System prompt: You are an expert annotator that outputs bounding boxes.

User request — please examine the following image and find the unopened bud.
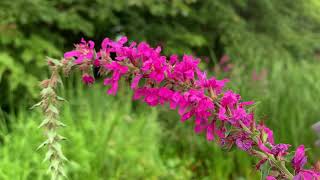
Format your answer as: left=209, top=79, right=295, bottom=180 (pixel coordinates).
left=40, top=79, right=50, bottom=88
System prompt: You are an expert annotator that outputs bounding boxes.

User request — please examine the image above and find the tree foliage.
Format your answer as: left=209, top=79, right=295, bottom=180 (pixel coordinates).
left=0, top=0, right=319, bottom=110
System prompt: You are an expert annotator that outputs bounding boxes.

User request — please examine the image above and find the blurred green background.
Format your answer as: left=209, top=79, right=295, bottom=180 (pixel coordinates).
left=0, top=0, right=320, bottom=179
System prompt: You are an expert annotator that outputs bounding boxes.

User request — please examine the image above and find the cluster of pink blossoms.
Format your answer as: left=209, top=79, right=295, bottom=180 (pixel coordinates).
left=63, top=36, right=319, bottom=179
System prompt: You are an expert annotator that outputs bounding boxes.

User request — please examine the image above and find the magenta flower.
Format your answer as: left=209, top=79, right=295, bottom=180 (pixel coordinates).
left=181, top=110, right=194, bottom=122
left=218, top=106, right=228, bottom=121
left=196, top=72, right=229, bottom=95
left=93, top=59, right=100, bottom=67
left=143, top=88, right=160, bottom=106
left=133, top=87, right=146, bottom=100
left=178, top=89, right=214, bottom=123
left=101, top=36, right=128, bottom=54
left=271, top=144, right=291, bottom=157
left=158, top=87, right=173, bottom=104
left=258, top=124, right=275, bottom=145
left=241, top=112, right=254, bottom=127
left=144, top=56, right=168, bottom=83
left=173, top=54, right=200, bottom=81
left=221, top=90, right=240, bottom=107
left=131, top=74, right=143, bottom=89
left=232, top=107, right=247, bottom=121
left=82, top=74, right=95, bottom=85
left=293, top=169, right=320, bottom=180
left=266, top=176, right=277, bottom=180
left=206, top=122, right=215, bottom=141
left=103, top=62, right=128, bottom=95
left=239, top=101, right=254, bottom=107
left=292, top=145, right=307, bottom=172
left=207, top=78, right=229, bottom=94
left=257, top=139, right=272, bottom=154
left=169, top=92, right=183, bottom=110
left=235, top=133, right=253, bottom=151
left=169, top=54, right=178, bottom=65
left=64, top=38, right=95, bottom=64
left=194, top=118, right=206, bottom=133
left=290, top=146, right=319, bottom=180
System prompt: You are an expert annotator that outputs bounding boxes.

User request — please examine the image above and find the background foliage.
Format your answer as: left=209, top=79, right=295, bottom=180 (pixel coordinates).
left=0, top=0, right=320, bottom=179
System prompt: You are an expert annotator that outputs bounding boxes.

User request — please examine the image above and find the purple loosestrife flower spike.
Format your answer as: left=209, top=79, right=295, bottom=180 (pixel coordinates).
left=43, top=36, right=320, bottom=179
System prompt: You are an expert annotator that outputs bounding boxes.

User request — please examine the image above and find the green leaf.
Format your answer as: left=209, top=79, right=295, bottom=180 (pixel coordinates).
left=21, top=49, right=33, bottom=63
left=48, top=104, right=59, bottom=114
left=56, top=76, right=64, bottom=88
left=57, top=135, right=67, bottom=141
left=47, top=130, right=57, bottom=143
left=41, top=87, right=54, bottom=96
left=260, top=161, right=271, bottom=180
left=38, top=118, right=51, bottom=128
left=58, top=167, right=67, bottom=178
left=56, top=96, right=67, bottom=102
left=43, top=149, right=54, bottom=163
left=37, top=140, right=49, bottom=150
left=56, top=120, right=66, bottom=127
left=284, top=151, right=295, bottom=162
left=52, top=143, right=68, bottom=161
left=30, top=101, right=42, bottom=109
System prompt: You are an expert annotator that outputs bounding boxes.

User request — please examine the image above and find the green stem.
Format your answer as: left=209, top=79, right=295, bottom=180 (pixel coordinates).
left=268, top=155, right=294, bottom=179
